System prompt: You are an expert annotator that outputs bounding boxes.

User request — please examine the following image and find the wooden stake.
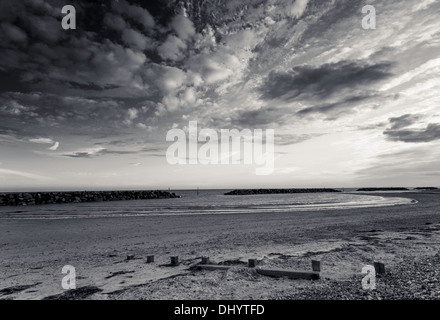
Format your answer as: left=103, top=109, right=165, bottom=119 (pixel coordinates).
left=201, top=256, right=210, bottom=264
left=311, top=260, right=321, bottom=272
left=248, top=259, right=258, bottom=268
left=171, top=256, right=179, bottom=266
left=374, top=262, right=385, bottom=274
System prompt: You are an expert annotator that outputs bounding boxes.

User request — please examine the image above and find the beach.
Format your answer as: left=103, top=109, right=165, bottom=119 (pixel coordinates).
left=1, top=191, right=439, bottom=300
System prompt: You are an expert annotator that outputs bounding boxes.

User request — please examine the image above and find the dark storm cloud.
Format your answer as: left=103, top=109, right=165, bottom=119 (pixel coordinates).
left=0, top=0, right=157, bottom=99
left=259, top=61, right=394, bottom=101
left=296, top=95, right=377, bottom=119
left=383, top=123, right=440, bottom=143
left=232, top=106, right=291, bottom=127
left=388, top=114, right=423, bottom=130
left=0, top=92, right=153, bottom=140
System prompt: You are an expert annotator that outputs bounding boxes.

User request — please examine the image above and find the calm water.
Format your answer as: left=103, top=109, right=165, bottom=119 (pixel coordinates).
left=0, top=190, right=415, bottom=220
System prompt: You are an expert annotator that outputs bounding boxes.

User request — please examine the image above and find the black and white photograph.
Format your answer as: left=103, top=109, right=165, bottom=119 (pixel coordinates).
left=1, top=0, right=440, bottom=308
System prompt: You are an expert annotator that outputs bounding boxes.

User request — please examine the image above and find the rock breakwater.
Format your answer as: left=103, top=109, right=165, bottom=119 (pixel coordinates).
left=0, top=190, right=180, bottom=206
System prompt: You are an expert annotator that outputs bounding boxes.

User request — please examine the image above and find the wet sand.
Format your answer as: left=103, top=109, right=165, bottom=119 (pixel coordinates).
left=1, top=192, right=439, bottom=300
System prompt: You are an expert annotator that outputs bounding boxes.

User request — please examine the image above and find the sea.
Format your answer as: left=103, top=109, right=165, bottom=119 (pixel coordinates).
left=0, top=189, right=415, bottom=220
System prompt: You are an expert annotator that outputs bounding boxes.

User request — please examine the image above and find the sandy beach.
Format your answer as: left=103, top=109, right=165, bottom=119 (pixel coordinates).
left=1, top=191, right=440, bottom=300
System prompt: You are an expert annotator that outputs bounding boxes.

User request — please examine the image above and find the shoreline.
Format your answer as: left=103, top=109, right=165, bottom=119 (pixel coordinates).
left=1, top=192, right=439, bottom=300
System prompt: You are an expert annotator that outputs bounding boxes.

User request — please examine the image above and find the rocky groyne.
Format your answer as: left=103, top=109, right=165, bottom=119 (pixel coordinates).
left=224, top=188, right=341, bottom=195
left=0, top=190, right=180, bottom=206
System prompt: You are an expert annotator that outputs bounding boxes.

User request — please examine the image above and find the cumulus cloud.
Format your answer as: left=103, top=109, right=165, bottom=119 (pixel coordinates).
left=121, top=28, right=151, bottom=50
left=157, top=35, right=187, bottom=61
left=156, top=67, right=187, bottom=93
left=171, top=14, right=196, bottom=41
left=104, top=13, right=127, bottom=31
left=112, top=0, right=155, bottom=31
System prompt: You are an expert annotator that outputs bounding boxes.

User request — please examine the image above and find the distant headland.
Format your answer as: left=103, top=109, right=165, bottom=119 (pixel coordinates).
left=224, top=188, right=341, bottom=195
left=0, top=190, right=180, bottom=206
left=356, top=187, right=410, bottom=192
left=356, top=187, right=439, bottom=191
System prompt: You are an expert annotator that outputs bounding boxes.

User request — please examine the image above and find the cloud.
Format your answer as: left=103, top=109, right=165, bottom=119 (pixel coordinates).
left=48, top=141, right=59, bottom=151
left=156, top=66, right=187, bottom=93
left=296, top=95, right=377, bottom=119
left=112, top=0, right=155, bottom=32
left=121, top=28, right=150, bottom=51
left=0, top=100, right=31, bottom=115
left=28, top=137, right=59, bottom=150
left=233, top=106, right=291, bottom=127
left=171, top=14, right=196, bottom=41
left=0, top=168, right=55, bottom=181
left=186, top=52, right=240, bottom=85
left=388, top=114, right=423, bottom=130
left=1, top=22, right=28, bottom=43
left=274, top=133, right=325, bottom=145
left=28, top=15, right=63, bottom=43
left=384, top=123, right=440, bottom=143
left=157, top=35, right=187, bottom=61
left=62, top=146, right=147, bottom=158
left=29, top=137, right=54, bottom=144
left=260, top=61, right=394, bottom=101
left=289, top=0, right=310, bottom=19
left=103, top=13, right=127, bottom=31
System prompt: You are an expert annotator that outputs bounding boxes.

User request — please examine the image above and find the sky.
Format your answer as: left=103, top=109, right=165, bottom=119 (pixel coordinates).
left=0, top=0, right=439, bottom=191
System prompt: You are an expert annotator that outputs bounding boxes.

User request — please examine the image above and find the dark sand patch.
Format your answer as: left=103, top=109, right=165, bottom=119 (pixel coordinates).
left=0, top=283, right=41, bottom=296
left=42, top=286, right=103, bottom=300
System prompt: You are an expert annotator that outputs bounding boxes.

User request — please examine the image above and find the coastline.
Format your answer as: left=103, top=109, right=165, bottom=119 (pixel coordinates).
left=1, top=191, right=439, bottom=300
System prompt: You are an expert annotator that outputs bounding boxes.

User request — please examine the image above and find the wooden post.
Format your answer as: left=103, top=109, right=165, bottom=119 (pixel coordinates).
left=146, top=255, right=154, bottom=263
left=171, top=256, right=179, bottom=266
left=374, top=262, right=385, bottom=274
left=201, top=256, right=210, bottom=264
left=311, top=260, right=321, bottom=272
left=126, top=254, right=135, bottom=261
left=248, top=259, right=258, bottom=268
